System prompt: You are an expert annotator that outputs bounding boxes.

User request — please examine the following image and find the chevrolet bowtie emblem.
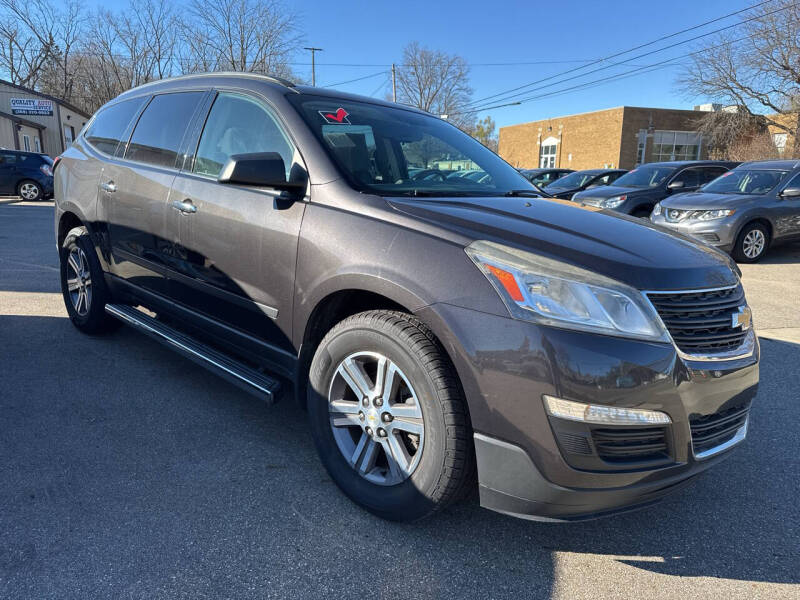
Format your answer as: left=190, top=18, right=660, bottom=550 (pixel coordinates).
left=732, top=306, right=752, bottom=330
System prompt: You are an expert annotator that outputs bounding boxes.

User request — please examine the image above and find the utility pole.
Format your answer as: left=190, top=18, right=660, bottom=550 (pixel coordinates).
left=304, top=47, right=323, bottom=86
left=391, top=63, right=397, bottom=102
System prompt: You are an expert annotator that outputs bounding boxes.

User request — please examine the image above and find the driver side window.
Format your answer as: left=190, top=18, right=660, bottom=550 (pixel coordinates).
left=193, top=92, right=294, bottom=179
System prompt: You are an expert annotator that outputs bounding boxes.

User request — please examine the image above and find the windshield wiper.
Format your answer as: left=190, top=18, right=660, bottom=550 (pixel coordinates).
left=504, top=189, right=545, bottom=198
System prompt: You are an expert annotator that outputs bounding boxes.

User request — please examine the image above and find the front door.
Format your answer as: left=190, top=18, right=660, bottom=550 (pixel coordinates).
left=167, top=91, right=306, bottom=354
left=0, top=152, right=17, bottom=194
left=103, top=91, right=207, bottom=297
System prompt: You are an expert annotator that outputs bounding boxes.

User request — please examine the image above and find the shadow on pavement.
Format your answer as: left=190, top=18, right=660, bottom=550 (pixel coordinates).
left=1, top=314, right=797, bottom=598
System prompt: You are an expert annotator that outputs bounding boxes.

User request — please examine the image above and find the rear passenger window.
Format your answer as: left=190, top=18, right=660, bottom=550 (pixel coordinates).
left=193, top=92, right=294, bottom=179
left=84, top=98, right=146, bottom=155
left=126, top=92, right=205, bottom=168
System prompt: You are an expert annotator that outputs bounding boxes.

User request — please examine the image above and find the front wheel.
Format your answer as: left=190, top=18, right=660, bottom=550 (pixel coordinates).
left=732, top=222, right=769, bottom=263
left=307, top=311, right=475, bottom=521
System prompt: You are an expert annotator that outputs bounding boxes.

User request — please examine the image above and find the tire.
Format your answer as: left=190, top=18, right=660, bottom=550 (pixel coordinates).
left=59, top=226, right=118, bottom=334
left=17, top=180, right=42, bottom=201
left=732, top=222, right=770, bottom=263
left=307, top=310, right=475, bottom=522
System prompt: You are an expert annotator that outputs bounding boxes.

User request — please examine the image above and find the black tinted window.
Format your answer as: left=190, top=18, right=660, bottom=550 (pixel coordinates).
left=127, top=92, right=204, bottom=168
left=85, top=98, right=146, bottom=155
left=675, top=169, right=701, bottom=188
left=700, top=167, right=728, bottom=184
left=194, top=92, right=294, bottom=179
left=0, top=152, right=17, bottom=165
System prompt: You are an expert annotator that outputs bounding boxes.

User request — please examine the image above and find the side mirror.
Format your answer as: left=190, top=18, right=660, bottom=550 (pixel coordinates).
left=218, top=152, right=306, bottom=193
left=667, top=180, right=685, bottom=191
left=780, top=186, right=800, bottom=198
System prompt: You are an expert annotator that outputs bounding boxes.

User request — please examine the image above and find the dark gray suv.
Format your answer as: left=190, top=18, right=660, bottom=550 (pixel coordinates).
left=54, top=73, right=759, bottom=522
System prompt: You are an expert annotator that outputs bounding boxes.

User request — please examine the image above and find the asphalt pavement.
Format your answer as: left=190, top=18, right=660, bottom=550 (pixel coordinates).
left=1, top=201, right=798, bottom=599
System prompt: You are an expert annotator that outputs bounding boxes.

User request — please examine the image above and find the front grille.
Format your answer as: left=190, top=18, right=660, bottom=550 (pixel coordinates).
left=591, top=427, right=669, bottom=463
left=647, top=285, right=748, bottom=354
left=691, top=403, right=750, bottom=455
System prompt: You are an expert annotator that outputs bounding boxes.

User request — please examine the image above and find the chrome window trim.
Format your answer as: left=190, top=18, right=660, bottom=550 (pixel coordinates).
left=692, top=417, right=748, bottom=460
left=642, top=283, right=757, bottom=363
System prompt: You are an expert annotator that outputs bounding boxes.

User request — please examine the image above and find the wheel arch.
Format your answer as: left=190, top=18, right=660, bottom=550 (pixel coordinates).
left=735, top=216, right=773, bottom=244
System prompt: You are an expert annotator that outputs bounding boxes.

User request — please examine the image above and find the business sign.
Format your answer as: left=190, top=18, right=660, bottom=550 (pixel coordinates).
left=10, top=98, right=53, bottom=116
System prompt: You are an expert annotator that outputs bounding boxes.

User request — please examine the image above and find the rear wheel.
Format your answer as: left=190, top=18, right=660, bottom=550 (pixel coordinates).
left=732, top=222, right=769, bottom=263
left=17, top=180, right=42, bottom=201
left=307, top=310, right=475, bottom=521
left=59, top=226, right=118, bottom=334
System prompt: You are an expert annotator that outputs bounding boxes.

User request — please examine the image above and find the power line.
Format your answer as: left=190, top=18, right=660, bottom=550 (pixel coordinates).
left=466, top=0, right=781, bottom=108
left=322, top=70, right=388, bottom=88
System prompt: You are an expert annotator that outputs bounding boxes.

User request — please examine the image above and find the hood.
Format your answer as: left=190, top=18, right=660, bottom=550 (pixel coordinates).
left=387, top=195, right=738, bottom=291
left=544, top=185, right=580, bottom=195
left=572, top=184, right=648, bottom=202
left=660, top=191, right=758, bottom=209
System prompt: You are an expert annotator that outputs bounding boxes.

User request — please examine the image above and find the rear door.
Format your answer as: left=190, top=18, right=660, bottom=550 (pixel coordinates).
left=0, top=152, right=18, bottom=194
left=102, top=91, right=208, bottom=297
left=774, top=171, right=800, bottom=241
left=167, top=90, right=307, bottom=356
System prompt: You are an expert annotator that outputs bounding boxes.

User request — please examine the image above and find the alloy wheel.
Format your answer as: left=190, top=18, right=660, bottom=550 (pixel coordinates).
left=66, top=246, right=92, bottom=315
left=742, top=229, right=766, bottom=259
left=328, top=352, right=425, bottom=486
left=19, top=182, right=39, bottom=200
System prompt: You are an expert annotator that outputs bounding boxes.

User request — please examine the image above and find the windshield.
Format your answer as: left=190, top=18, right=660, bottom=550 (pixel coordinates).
left=702, top=169, right=789, bottom=195
left=613, top=165, right=676, bottom=188
left=546, top=171, right=596, bottom=189
left=289, top=95, right=533, bottom=197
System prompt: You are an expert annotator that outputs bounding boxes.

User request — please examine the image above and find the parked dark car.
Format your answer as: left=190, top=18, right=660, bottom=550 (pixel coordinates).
left=0, top=149, right=53, bottom=200
left=652, top=160, right=800, bottom=262
left=519, top=167, right=573, bottom=187
left=544, top=168, right=628, bottom=200
left=54, top=73, right=758, bottom=523
left=572, top=161, right=738, bottom=217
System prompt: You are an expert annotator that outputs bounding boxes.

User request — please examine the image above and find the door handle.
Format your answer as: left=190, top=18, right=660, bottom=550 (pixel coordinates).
left=171, top=199, right=197, bottom=214
left=100, top=181, right=116, bottom=193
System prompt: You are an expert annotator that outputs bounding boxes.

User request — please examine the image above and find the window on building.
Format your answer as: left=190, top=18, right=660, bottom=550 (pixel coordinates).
left=84, top=97, right=147, bottom=155
left=64, top=124, right=75, bottom=145
left=539, top=137, right=558, bottom=168
left=193, top=93, right=294, bottom=179
left=22, top=134, right=30, bottom=152
left=773, top=133, right=788, bottom=156
left=34, top=137, right=41, bottom=153
left=652, top=131, right=703, bottom=162
left=126, top=92, right=205, bottom=168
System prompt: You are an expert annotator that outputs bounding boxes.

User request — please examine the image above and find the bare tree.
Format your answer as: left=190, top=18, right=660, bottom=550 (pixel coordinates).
left=395, top=42, right=474, bottom=130
left=682, top=0, right=800, bottom=157
left=181, top=0, right=301, bottom=77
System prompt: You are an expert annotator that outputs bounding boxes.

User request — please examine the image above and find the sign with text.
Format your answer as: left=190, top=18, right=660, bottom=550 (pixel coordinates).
left=10, top=98, right=54, bottom=116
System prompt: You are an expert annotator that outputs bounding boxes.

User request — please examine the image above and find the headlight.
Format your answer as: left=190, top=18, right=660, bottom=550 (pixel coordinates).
left=601, top=195, right=626, bottom=208
left=652, top=202, right=662, bottom=216
left=466, top=240, right=669, bottom=342
left=692, top=209, right=735, bottom=221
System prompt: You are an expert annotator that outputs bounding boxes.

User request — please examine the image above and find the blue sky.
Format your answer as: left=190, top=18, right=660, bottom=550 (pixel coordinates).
left=95, top=0, right=754, bottom=128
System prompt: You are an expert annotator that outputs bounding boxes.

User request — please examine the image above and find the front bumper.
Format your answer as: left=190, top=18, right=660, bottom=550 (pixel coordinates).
left=417, top=303, right=759, bottom=521
left=651, top=212, right=740, bottom=251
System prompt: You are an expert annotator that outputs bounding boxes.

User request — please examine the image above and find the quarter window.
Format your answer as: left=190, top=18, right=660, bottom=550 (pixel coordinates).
left=193, top=92, right=294, bottom=179
left=126, top=92, right=205, bottom=168
left=84, top=97, right=147, bottom=155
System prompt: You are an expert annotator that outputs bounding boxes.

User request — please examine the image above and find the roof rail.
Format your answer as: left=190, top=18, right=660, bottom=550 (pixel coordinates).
left=124, top=71, right=296, bottom=94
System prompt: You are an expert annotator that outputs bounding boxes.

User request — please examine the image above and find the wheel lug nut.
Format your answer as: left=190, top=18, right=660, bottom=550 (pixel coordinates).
left=362, top=397, right=369, bottom=407
left=358, top=411, right=365, bottom=421
left=365, top=426, right=373, bottom=436
left=377, top=428, right=387, bottom=437
left=382, top=412, right=393, bottom=423
left=374, top=397, right=383, bottom=407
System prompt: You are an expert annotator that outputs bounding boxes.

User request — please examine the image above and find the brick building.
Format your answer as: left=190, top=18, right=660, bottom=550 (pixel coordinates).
left=498, top=106, right=714, bottom=171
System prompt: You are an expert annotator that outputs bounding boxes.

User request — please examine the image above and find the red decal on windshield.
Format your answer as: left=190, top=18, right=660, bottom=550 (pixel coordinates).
left=320, top=107, right=350, bottom=124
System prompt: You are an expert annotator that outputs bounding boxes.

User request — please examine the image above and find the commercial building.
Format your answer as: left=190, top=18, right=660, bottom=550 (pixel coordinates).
left=0, top=80, right=90, bottom=157
left=498, top=106, right=716, bottom=171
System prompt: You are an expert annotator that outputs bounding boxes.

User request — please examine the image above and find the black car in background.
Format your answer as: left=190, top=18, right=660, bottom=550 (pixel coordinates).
left=0, top=150, right=54, bottom=201
left=572, top=161, right=738, bottom=217
left=519, top=167, right=573, bottom=187
left=544, top=168, right=628, bottom=200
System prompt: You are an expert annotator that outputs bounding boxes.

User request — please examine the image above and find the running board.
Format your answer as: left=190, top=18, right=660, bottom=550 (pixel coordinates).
left=105, top=303, right=281, bottom=404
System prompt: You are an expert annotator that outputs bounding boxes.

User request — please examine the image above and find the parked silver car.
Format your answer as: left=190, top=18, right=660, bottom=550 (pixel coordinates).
left=651, top=160, right=800, bottom=262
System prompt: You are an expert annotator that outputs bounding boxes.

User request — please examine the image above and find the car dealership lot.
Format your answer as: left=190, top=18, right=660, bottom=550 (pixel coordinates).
left=1, top=201, right=798, bottom=599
